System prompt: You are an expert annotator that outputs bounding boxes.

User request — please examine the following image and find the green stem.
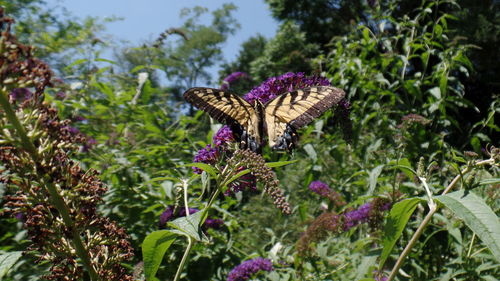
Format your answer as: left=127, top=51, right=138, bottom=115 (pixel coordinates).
left=387, top=158, right=494, bottom=281
left=0, top=90, right=101, bottom=281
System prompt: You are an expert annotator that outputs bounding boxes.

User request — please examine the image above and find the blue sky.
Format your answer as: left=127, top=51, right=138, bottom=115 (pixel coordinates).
left=45, top=0, right=279, bottom=83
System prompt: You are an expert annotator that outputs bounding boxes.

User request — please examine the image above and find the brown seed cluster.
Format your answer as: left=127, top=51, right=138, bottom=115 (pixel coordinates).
left=0, top=9, right=133, bottom=280
left=153, top=27, right=188, bottom=48
left=229, top=149, right=292, bottom=215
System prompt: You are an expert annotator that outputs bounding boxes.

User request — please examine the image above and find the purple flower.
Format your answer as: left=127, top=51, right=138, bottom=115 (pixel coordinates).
left=73, top=115, right=86, bottom=122
left=159, top=206, right=223, bottom=230
left=227, top=257, right=273, bottom=281
left=159, top=206, right=175, bottom=227
left=221, top=72, right=250, bottom=90
left=9, top=88, right=32, bottom=102
left=193, top=145, right=218, bottom=174
left=225, top=172, right=257, bottom=196
left=344, top=202, right=372, bottom=230
left=213, top=125, right=235, bottom=147
left=204, top=218, right=224, bottom=229
left=81, top=138, right=97, bottom=153
left=373, top=270, right=388, bottom=281
left=308, top=180, right=331, bottom=197
left=343, top=200, right=392, bottom=231
left=55, top=91, right=66, bottom=99
left=243, top=72, right=331, bottom=105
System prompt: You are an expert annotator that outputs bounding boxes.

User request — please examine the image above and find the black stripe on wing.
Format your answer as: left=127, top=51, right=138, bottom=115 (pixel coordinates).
left=183, top=87, right=253, bottom=127
left=269, top=86, right=345, bottom=130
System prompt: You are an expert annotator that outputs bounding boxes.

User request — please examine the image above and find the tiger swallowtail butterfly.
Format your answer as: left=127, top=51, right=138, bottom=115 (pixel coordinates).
left=183, top=86, right=345, bottom=152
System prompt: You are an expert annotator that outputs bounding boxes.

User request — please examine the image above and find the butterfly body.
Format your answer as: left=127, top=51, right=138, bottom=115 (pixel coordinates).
left=184, top=86, right=345, bottom=152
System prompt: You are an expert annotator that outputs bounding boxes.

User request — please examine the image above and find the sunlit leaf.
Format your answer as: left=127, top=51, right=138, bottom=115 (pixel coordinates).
left=436, top=190, right=500, bottom=263
left=142, top=231, right=177, bottom=281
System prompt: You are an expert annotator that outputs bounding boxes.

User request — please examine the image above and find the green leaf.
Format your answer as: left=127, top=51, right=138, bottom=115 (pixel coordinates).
left=95, top=58, right=117, bottom=64
left=435, top=190, right=500, bottom=263
left=429, top=87, right=441, bottom=99
left=168, top=211, right=208, bottom=242
left=67, top=58, right=88, bottom=67
left=367, top=165, right=384, bottom=195
left=179, top=163, right=217, bottom=177
left=479, top=178, right=500, bottom=185
left=266, top=159, right=298, bottom=168
left=142, top=231, right=176, bottom=281
left=0, top=251, right=22, bottom=279
left=392, top=158, right=416, bottom=178
left=379, top=198, right=424, bottom=269
left=224, top=169, right=251, bottom=188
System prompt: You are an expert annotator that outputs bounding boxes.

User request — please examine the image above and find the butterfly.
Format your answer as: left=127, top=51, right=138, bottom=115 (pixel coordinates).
left=183, top=86, right=345, bottom=152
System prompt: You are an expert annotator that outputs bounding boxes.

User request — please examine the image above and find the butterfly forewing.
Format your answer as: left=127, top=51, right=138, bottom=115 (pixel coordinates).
left=264, top=86, right=345, bottom=149
left=183, top=87, right=261, bottom=150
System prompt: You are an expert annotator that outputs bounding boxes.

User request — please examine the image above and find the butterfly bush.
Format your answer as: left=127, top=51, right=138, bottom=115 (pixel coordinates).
left=221, top=71, right=250, bottom=90
left=296, top=197, right=392, bottom=255
left=308, top=180, right=345, bottom=207
left=227, top=257, right=273, bottom=281
left=159, top=206, right=223, bottom=230
left=308, top=180, right=332, bottom=197
left=243, top=72, right=331, bottom=104
left=0, top=10, right=133, bottom=279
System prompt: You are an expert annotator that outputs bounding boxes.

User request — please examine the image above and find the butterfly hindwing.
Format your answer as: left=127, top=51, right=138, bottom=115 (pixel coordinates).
left=183, top=87, right=262, bottom=150
left=264, top=86, right=345, bottom=149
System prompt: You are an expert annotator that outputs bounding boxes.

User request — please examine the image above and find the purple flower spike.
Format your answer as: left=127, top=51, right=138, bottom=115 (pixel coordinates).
left=221, top=72, right=250, bottom=90
left=213, top=125, right=235, bottom=147
left=193, top=144, right=218, bottom=174
left=343, top=202, right=373, bottom=230
left=308, top=180, right=332, bottom=197
left=227, top=257, right=273, bottom=281
left=243, top=72, right=331, bottom=105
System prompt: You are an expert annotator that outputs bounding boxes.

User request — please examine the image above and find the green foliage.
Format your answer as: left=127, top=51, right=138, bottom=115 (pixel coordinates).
left=250, top=21, right=319, bottom=82
left=0, top=0, right=499, bottom=280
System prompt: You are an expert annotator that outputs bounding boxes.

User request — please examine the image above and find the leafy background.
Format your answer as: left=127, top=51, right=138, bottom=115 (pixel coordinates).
left=0, top=0, right=498, bottom=280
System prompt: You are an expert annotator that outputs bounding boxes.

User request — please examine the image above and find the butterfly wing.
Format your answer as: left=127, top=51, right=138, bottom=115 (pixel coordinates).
left=183, top=87, right=262, bottom=151
left=264, top=86, right=345, bottom=150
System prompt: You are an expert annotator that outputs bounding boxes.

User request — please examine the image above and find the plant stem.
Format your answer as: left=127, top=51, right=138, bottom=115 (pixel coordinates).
left=0, top=90, right=101, bottom=281
left=387, top=158, right=495, bottom=281
left=173, top=177, right=222, bottom=281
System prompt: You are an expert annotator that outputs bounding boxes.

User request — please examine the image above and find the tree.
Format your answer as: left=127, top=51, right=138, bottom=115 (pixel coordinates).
left=250, top=21, right=319, bottom=82
left=155, top=4, right=240, bottom=91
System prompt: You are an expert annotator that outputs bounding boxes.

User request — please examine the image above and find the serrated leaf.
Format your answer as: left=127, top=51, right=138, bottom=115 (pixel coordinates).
left=435, top=190, right=500, bottom=263
left=167, top=211, right=208, bottom=242
left=379, top=198, right=424, bottom=269
left=142, top=231, right=177, bottom=281
left=0, top=251, right=22, bottom=278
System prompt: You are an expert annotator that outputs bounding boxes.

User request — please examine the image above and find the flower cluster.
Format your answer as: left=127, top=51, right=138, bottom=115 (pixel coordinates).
left=308, top=180, right=345, bottom=207
left=308, top=180, right=331, bottom=197
left=221, top=72, right=250, bottom=90
left=159, top=206, right=224, bottom=230
left=213, top=125, right=235, bottom=147
left=193, top=145, right=219, bottom=174
left=0, top=10, right=133, bottom=280
left=243, top=72, right=331, bottom=104
left=227, top=257, right=273, bottom=281
left=296, top=197, right=392, bottom=255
